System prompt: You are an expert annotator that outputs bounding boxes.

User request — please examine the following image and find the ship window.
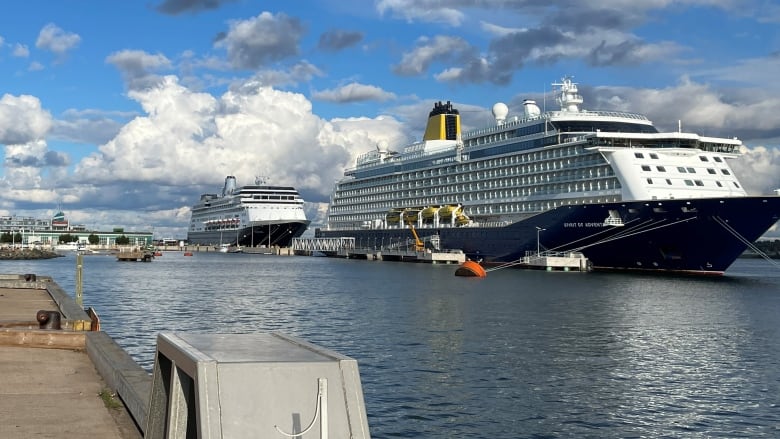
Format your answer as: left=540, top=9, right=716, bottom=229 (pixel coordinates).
left=634, top=152, right=644, bottom=158
left=699, top=156, right=709, bottom=162
left=716, top=181, right=723, bottom=187
left=684, top=180, right=694, bottom=186
left=721, top=169, right=731, bottom=175
left=677, top=167, right=687, bottom=173
left=650, top=153, right=659, bottom=159
left=666, top=179, right=672, bottom=185
left=694, top=180, right=704, bottom=186
left=686, top=167, right=695, bottom=173
left=734, top=182, right=740, bottom=188
left=646, top=178, right=653, bottom=184
left=641, top=165, right=651, bottom=171
left=657, top=166, right=666, bottom=172
left=707, top=168, right=716, bottom=174
left=714, top=157, right=723, bottom=162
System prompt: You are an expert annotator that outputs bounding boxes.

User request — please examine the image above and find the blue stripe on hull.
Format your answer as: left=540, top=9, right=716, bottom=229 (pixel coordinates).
left=317, top=196, right=780, bottom=274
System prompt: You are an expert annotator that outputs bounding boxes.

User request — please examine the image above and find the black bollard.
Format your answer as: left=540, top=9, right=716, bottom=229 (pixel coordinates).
left=36, top=310, right=62, bottom=330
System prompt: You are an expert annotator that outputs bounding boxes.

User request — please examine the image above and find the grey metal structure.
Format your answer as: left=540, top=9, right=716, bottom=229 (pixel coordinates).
left=144, top=332, right=371, bottom=439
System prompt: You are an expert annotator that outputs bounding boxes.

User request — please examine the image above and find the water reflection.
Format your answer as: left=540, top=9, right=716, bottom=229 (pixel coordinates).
left=4, top=253, right=780, bottom=438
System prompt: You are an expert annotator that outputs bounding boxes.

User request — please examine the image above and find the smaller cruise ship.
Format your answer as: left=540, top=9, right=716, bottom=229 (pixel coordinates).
left=187, top=176, right=309, bottom=247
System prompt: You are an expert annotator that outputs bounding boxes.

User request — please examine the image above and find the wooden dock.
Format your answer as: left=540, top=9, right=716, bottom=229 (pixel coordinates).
left=0, top=274, right=145, bottom=438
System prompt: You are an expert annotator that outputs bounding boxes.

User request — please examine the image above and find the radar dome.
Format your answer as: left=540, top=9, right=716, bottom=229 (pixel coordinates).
left=492, top=102, right=509, bottom=123
left=376, top=140, right=389, bottom=153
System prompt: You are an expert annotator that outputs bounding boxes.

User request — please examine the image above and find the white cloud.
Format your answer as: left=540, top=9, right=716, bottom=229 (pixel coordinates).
left=12, top=43, right=29, bottom=58
left=0, top=94, right=52, bottom=144
left=312, top=83, right=396, bottom=103
left=74, top=75, right=406, bottom=204
left=376, top=0, right=464, bottom=26
left=35, top=23, right=81, bottom=56
left=730, top=145, right=780, bottom=196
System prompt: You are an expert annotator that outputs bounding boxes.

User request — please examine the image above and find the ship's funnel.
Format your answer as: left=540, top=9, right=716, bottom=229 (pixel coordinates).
left=423, top=101, right=460, bottom=141
left=222, top=175, right=237, bottom=196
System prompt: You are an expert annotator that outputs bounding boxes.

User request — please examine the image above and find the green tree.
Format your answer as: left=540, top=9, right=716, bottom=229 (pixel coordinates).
left=88, top=233, right=100, bottom=245
left=115, top=235, right=130, bottom=245
left=0, top=232, right=11, bottom=243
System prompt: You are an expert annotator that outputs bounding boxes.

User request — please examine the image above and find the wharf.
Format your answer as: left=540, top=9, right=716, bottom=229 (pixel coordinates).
left=0, top=274, right=147, bottom=438
left=293, top=237, right=465, bottom=264
left=340, top=248, right=466, bottom=264
left=511, top=251, right=591, bottom=271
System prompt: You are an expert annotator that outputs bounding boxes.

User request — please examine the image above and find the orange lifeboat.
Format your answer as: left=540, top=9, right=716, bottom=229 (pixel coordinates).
left=455, top=260, right=486, bottom=277
left=183, top=252, right=193, bottom=256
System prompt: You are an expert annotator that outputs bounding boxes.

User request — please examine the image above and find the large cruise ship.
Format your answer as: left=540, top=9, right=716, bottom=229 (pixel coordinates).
left=316, top=77, right=780, bottom=274
left=188, top=176, right=310, bottom=247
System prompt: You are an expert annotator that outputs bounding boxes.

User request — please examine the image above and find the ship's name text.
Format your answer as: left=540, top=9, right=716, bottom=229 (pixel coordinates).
left=564, top=222, right=604, bottom=228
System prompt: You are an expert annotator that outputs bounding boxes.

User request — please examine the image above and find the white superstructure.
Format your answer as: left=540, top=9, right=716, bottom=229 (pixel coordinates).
left=188, top=176, right=309, bottom=247
left=325, top=77, right=746, bottom=232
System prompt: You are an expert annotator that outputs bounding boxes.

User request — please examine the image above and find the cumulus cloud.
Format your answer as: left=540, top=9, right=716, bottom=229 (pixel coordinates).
left=4, top=140, right=68, bottom=168
left=73, top=76, right=406, bottom=207
left=0, top=94, right=52, bottom=144
left=12, top=43, right=29, bottom=58
left=106, top=50, right=173, bottom=91
left=318, top=29, right=364, bottom=52
left=313, top=83, right=396, bottom=103
left=35, top=23, right=81, bottom=57
left=387, top=2, right=687, bottom=85
left=585, top=77, right=780, bottom=142
left=50, top=109, right=132, bottom=146
left=214, top=12, right=305, bottom=70
left=247, top=61, right=324, bottom=88
left=393, top=35, right=474, bottom=76
left=155, top=0, right=238, bottom=15
left=376, top=0, right=465, bottom=26
left=730, top=146, right=780, bottom=196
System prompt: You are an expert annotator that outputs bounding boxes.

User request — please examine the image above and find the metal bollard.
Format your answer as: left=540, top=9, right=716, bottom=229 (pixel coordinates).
left=24, top=273, right=37, bottom=282
left=36, top=310, right=61, bottom=330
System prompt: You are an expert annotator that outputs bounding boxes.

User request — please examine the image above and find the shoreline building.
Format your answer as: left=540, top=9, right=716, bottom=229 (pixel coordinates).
left=0, top=211, right=152, bottom=248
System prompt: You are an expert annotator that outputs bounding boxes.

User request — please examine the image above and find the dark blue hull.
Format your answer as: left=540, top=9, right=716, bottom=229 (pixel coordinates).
left=188, top=221, right=309, bottom=247
left=316, top=196, right=780, bottom=274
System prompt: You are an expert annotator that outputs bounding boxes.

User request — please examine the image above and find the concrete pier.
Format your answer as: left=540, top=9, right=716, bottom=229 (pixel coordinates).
left=0, top=275, right=146, bottom=438
left=0, top=273, right=374, bottom=437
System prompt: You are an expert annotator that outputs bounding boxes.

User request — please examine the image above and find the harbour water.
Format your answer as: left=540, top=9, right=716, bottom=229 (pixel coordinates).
left=4, top=252, right=780, bottom=438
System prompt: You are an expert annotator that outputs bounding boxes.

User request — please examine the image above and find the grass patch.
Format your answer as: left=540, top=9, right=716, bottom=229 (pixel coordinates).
left=99, top=388, right=123, bottom=410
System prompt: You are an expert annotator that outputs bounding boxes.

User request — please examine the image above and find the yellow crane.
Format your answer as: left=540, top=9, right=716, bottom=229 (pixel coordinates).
left=408, top=222, right=424, bottom=251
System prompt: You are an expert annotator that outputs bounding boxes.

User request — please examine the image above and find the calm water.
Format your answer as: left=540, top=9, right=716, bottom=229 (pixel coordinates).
left=3, top=253, right=780, bottom=438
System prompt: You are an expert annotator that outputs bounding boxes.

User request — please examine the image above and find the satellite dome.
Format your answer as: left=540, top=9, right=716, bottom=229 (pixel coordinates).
left=376, top=140, right=389, bottom=153
left=492, top=102, right=509, bottom=123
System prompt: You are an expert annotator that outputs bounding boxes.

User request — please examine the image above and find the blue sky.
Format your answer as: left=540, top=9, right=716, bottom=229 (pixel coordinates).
left=1, top=0, right=779, bottom=238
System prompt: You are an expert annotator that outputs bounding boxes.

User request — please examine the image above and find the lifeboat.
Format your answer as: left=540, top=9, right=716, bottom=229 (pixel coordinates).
left=402, top=208, right=420, bottom=224
left=421, top=206, right=439, bottom=220
left=455, top=260, right=486, bottom=277
left=438, top=204, right=461, bottom=219
left=455, top=213, right=470, bottom=226
left=386, top=209, right=402, bottom=224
